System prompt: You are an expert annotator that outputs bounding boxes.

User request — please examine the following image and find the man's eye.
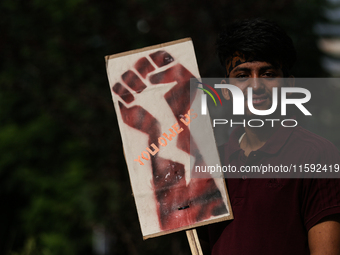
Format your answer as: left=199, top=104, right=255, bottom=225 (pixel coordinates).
left=236, top=74, right=248, bottom=79
left=263, top=72, right=275, bottom=78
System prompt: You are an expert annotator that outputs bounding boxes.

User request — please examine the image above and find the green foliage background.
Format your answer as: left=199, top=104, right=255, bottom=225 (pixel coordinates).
left=0, top=0, right=333, bottom=254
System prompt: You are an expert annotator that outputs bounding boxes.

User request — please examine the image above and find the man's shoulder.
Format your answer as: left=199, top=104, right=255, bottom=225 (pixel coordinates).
left=291, top=126, right=338, bottom=152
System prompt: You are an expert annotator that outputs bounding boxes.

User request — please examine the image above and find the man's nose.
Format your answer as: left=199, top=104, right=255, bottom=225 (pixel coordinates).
left=249, top=77, right=264, bottom=91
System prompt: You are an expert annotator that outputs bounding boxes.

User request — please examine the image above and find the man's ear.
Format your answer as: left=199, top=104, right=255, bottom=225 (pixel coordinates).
left=220, top=79, right=230, bottom=100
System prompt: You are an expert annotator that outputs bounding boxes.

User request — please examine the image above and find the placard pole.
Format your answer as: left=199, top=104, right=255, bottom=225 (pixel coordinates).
left=186, top=229, right=203, bottom=255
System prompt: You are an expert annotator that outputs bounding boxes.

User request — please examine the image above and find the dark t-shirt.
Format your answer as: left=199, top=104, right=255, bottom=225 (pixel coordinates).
left=204, top=125, right=340, bottom=255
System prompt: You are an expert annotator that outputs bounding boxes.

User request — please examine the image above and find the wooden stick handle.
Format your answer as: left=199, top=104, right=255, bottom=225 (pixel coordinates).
left=186, top=229, right=203, bottom=255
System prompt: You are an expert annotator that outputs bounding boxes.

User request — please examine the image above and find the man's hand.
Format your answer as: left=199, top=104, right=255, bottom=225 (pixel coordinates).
left=308, top=214, right=340, bottom=255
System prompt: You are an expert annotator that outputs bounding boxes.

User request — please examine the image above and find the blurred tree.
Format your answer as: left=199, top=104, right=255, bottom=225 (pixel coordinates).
left=0, top=0, right=328, bottom=254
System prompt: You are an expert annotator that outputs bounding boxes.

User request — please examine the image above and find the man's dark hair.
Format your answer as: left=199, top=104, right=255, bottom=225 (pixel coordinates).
left=216, top=18, right=297, bottom=76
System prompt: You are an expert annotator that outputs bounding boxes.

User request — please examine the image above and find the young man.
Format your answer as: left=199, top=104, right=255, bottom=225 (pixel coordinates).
left=201, top=19, right=340, bottom=255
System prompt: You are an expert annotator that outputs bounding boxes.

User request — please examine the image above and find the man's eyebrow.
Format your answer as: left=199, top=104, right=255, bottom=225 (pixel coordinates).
left=231, top=65, right=277, bottom=73
left=259, top=65, right=277, bottom=71
left=230, top=65, right=280, bottom=76
left=231, top=67, right=251, bottom=73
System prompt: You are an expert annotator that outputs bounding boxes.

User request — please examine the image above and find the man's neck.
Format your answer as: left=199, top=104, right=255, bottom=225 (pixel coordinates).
left=240, top=124, right=280, bottom=157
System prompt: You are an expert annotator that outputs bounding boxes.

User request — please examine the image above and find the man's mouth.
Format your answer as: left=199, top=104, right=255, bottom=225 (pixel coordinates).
left=251, top=95, right=268, bottom=106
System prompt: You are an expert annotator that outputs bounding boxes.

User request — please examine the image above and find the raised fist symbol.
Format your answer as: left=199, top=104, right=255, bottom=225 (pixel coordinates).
left=111, top=50, right=228, bottom=230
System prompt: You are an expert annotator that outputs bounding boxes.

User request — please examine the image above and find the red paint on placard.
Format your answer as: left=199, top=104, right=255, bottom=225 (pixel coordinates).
left=117, top=51, right=228, bottom=231
left=134, top=57, right=155, bottom=78
left=150, top=63, right=197, bottom=155
left=122, top=70, right=147, bottom=93
left=149, top=51, right=174, bottom=67
left=112, top=82, right=135, bottom=104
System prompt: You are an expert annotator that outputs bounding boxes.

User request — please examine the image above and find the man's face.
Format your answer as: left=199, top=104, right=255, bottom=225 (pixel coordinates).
left=223, top=61, right=286, bottom=118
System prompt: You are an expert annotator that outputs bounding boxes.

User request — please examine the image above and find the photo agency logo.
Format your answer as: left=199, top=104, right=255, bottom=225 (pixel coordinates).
left=198, top=79, right=312, bottom=128
left=196, top=81, right=223, bottom=114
